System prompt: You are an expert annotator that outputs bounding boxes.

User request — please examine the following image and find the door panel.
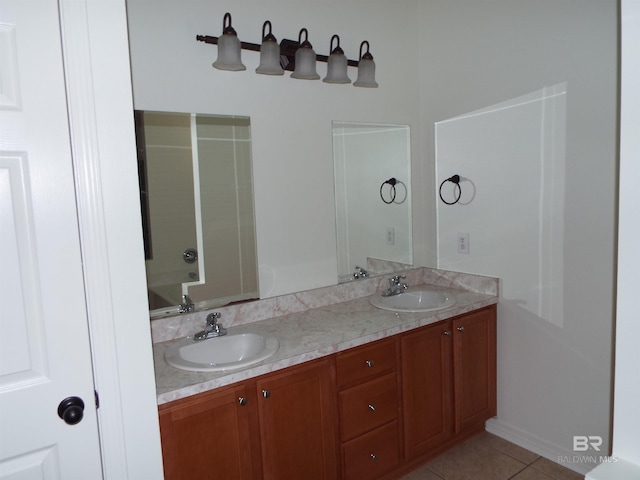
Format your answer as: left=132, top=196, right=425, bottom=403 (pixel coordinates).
left=0, top=0, right=103, bottom=477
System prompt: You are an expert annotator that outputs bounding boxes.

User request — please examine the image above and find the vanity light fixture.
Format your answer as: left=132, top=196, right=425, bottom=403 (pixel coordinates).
left=353, top=41, right=378, bottom=88
left=291, top=28, right=320, bottom=80
left=323, top=35, right=351, bottom=84
left=212, top=13, right=246, bottom=71
left=255, top=21, right=284, bottom=75
left=197, top=13, right=378, bottom=86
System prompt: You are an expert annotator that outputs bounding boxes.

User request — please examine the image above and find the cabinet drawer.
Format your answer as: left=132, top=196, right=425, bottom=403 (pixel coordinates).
left=339, top=373, right=398, bottom=441
left=337, top=338, right=397, bottom=388
left=342, top=421, right=400, bottom=480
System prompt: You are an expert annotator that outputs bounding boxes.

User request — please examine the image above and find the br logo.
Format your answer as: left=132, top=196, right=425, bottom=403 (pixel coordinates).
left=573, top=435, right=603, bottom=452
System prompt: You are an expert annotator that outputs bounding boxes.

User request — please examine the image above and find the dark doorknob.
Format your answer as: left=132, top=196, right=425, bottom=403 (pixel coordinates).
left=57, top=396, right=85, bottom=425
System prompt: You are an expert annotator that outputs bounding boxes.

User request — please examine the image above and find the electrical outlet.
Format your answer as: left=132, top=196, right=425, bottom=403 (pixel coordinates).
left=386, top=227, right=395, bottom=246
left=457, top=232, right=470, bottom=254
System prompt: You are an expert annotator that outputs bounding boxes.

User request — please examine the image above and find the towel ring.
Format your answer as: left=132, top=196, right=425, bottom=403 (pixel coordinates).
left=380, top=178, right=397, bottom=204
left=439, top=175, right=462, bottom=205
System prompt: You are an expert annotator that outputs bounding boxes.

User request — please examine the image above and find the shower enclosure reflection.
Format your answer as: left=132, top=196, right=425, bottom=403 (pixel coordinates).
left=135, top=111, right=259, bottom=317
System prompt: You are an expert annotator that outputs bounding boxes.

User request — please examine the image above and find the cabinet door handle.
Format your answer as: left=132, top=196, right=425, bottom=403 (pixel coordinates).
left=238, top=397, right=247, bottom=406
left=444, top=330, right=452, bottom=336
left=262, top=390, right=270, bottom=398
left=368, top=403, right=376, bottom=411
left=365, top=360, right=375, bottom=368
left=457, top=326, right=465, bottom=332
left=370, top=453, right=378, bottom=461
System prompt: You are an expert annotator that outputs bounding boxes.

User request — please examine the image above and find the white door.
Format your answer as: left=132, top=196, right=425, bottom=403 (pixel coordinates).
left=0, top=0, right=103, bottom=478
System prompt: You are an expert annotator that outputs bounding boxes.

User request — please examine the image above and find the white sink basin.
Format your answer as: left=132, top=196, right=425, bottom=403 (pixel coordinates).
left=165, top=333, right=279, bottom=372
left=370, top=289, right=456, bottom=313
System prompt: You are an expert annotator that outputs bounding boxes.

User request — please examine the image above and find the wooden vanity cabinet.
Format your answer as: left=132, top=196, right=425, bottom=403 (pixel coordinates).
left=452, top=306, right=497, bottom=433
left=401, top=305, right=497, bottom=461
left=401, top=320, right=453, bottom=459
left=336, top=338, right=401, bottom=480
left=158, top=305, right=496, bottom=480
left=158, top=382, right=260, bottom=480
left=159, top=357, right=338, bottom=480
left=255, top=358, right=339, bottom=480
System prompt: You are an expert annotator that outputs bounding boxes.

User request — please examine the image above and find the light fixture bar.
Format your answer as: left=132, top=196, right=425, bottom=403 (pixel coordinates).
left=196, top=34, right=359, bottom=71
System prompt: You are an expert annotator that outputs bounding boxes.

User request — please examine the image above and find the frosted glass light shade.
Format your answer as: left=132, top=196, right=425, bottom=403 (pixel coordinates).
left=291, top=47, right=320, bottom=79
left=256, top=39, right=284, bottom=75
left=291, top=28, right=320, bottom=80
left=323, top=35, right=350, bottom=84
left=354, top=58, right=377, bottom=87
left=354, top=40, right=378, bottom=88
left=213, top=34, right=246, bottom=71
left=256, top=21, right=284, bottom=75
left=212, top=13, right=246, bottom=71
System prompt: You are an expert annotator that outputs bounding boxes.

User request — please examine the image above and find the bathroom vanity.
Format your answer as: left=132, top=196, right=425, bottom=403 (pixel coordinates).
left=153, top=268, right=498, bottom=479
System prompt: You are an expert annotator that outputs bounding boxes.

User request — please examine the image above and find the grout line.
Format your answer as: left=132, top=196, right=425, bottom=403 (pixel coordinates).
left=505, top=463, right=531, bottom=480
left=489, top=443, right=542, bottom=466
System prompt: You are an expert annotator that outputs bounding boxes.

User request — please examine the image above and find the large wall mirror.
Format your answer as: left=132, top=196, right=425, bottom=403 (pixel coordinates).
left=333, top=122, right=413, bottom=283
left=135, top=111, right=259, bottom=318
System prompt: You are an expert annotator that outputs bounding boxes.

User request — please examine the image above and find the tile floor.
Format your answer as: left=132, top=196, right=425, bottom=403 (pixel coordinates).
left=400, top=432, right=584, bottom=480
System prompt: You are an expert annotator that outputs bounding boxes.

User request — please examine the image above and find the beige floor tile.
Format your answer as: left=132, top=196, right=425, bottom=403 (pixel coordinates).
left=479, top=432, right=542, bottom=465
left=529, top=458, right=584, bottom=480
left=399, top=464, right=445, bottom=480
left=397, top=433, right=582, bottom=480
left=510, top=467, right=555, bottom=480
left=424, top=436, right=527, bottom=480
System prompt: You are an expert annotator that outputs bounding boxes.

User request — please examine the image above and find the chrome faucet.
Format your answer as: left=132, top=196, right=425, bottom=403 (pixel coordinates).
left=194, top=312, right=227, bottom=341
left=353, top=266, right=369, bottom=279
left=381, top=274, right=408, bottom=297
left=178, top=294, right=195, bottom=313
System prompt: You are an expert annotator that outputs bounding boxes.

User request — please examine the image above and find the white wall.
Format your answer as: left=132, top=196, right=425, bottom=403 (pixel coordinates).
left=424, top=0, right=617, bottom=474
left=611, top=0, right=640, bottom=465
left=126, top=0, right=427, bottom=298
left=588, top=4, right=640, bottom=478
left=436, top=84, right=567, bottom=329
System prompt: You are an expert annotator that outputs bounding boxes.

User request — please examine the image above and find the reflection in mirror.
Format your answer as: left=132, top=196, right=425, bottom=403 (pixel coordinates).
left=135, top=111, right=259, bottom=318
left=333, top=122, right=413, bottom=283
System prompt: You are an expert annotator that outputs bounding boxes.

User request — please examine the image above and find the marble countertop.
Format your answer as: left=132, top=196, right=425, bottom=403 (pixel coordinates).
left=154, top=283, right=498, bottom=405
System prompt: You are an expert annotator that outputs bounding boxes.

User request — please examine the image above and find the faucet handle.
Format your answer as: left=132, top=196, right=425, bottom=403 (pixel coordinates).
left=389, top=274, right=406, bottom=285
left=179, top=294, right=195, bottom=313
left=353, top=266, right=369, bottom=279
left=206, top=312, right=221, bottom=326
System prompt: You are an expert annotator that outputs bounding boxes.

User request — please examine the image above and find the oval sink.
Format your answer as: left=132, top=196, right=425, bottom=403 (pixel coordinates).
left=165, top=333, right=279, bottom=372
left=370, top=289, right=456, bottom=313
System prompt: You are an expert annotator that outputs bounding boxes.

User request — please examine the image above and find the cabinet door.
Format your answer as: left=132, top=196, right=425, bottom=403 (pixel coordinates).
left=256, top=358, right=339, bottom=480
left=453, top=306, right=497, bottom=433
left=401, top=320, right=453, bottom=459
left=158, top=383, right=259, bottom=480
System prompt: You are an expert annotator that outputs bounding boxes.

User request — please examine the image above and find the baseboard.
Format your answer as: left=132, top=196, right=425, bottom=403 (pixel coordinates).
left=485, top=417, right=596, bottom=476
left=586, top=459, right=640, bottom=480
